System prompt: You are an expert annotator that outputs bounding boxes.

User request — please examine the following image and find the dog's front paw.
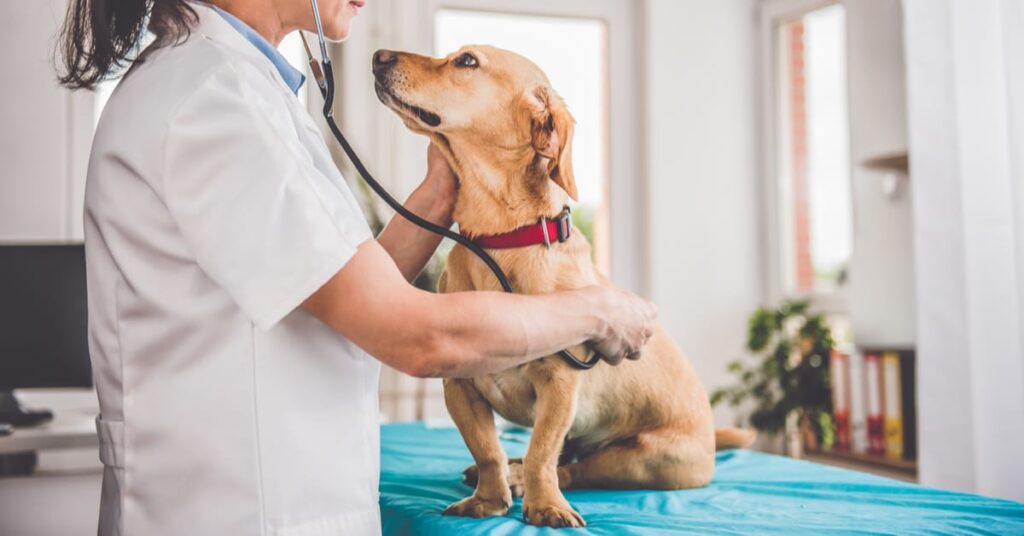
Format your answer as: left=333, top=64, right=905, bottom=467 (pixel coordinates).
left=443, top=494, right=511, bottom=518
left=522, top=498, right=585, bottom=528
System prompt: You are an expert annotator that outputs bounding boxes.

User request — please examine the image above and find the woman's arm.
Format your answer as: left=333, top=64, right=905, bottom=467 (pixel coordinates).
left=302, top=240, right=656, bottom=378
left=376, top=144, right=457, bottom=282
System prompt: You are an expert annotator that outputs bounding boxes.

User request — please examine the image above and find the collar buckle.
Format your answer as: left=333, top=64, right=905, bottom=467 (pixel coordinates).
left=539, top=206, right=572, bottom=248
left=555, top=206, right=572, bottom=243
left=539, top=215, right=552, bottom=248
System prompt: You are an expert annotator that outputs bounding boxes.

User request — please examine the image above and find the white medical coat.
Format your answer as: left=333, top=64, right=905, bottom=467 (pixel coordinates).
left=84, top=4, right=381, bottom=534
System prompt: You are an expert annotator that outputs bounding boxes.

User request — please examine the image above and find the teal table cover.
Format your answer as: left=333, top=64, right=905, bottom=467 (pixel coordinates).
left=379, top=422, right=1024, bottom=535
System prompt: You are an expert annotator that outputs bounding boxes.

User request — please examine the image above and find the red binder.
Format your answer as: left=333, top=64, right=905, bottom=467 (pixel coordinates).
left=830, top=349, right=850, bottom=451
left=849, top=350, right=868, bottom=454
left=865, top=351, right=885, bottom=456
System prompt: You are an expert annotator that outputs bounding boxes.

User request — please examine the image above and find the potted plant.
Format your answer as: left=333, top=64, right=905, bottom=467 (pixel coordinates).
left=710, top=300, right=835, bottom=456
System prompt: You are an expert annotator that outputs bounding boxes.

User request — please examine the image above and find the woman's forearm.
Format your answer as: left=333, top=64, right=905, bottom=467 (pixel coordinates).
left=408, top=288, right=609, bottom=378
left=375, top=188, right=610, bottom=374
left=377, top=177, right=454, bottom=283
left=303, top=241, right=653, bottom=380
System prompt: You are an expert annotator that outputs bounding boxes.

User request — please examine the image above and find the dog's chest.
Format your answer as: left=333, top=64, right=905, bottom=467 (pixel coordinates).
left=472, top=370, right=538, bottom=427
left=471, top=364, right=602, bottom=438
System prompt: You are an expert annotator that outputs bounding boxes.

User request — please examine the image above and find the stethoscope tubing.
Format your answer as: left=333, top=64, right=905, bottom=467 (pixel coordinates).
left=302, top=5, right=599, bottom=370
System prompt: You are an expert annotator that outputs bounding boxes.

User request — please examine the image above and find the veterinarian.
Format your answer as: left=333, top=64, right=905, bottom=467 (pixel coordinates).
left=57, top=0, right=655, bottom=534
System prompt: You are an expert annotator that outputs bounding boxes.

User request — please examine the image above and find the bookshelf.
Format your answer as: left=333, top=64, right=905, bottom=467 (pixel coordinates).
left=819, top=347, right=918, bottom=482
left=861, top=151, right=909, bottom=174
left=804, top=449, right=917, bottom=482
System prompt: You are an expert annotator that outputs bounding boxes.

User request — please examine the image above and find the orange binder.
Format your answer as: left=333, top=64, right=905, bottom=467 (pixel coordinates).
left=882, top=352, right=904, bottom=460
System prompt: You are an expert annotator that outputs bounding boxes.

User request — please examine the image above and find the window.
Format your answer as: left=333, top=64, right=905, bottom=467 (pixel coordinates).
left=279, top=31, right=310, bottom=108
left=775, top=4, right=851, bottom=297
left=94, top=33, right=154, bottom=125
left=94, top=79, right=117, bottom=126
left=435, top=9, right=611, bottom=273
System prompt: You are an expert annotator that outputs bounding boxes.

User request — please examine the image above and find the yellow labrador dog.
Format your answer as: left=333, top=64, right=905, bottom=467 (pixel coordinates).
left=372, top=46, right=754, bottom=528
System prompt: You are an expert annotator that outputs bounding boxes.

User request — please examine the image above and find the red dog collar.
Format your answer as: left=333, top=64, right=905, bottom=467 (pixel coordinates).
left=467, top=207, right=572, bottom=249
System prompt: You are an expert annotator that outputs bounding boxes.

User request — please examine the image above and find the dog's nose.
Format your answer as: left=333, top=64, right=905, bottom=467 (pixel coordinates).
left=373, top=49, right=398, bottom=76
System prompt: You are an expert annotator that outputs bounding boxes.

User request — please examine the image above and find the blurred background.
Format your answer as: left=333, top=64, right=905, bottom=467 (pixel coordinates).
left=2, top=0, right=1023, bottom=533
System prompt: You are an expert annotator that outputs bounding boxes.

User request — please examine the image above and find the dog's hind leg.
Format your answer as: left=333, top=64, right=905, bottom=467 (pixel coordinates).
left=442, top=378, right=513, bottom=518
left=462, top=436, right=580, bottom=498
left=462, top=458, right=525, bottom=497
left=558, top=429, right=715, bottom=491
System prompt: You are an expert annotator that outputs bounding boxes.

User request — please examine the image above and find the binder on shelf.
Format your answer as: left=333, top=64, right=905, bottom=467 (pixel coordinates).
left=899, top=351, right=917, bottom=460
left=848, top=350, right=868, bottom=454
left=882, top=352, right=903, bottom=460
left=830, top=349, right=850, bottom=451
left=865, top=352, right=885, bottom=456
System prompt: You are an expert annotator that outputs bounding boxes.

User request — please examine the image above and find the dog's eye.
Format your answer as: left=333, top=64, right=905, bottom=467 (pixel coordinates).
left=454, top=52, right=479, bottom=68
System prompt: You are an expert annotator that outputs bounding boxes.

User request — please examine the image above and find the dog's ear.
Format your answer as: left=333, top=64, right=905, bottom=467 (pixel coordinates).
left=526, top=87, right=578, bottom=201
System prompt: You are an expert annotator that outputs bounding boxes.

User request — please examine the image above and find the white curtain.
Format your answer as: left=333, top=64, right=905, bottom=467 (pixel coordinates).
left=903, top=0, right=1024, bottom=502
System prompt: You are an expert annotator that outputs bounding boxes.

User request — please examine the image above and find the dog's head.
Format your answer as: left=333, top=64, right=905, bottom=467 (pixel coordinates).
left=372, top=46, right=578, bottom=207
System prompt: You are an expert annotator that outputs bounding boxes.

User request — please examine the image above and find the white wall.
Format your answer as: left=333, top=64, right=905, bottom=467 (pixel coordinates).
left=0, top=0, right=90, bottom=242
left=845, top=0, right=916, bottom=348
left=644, top=0, right=762, bottom=425
left=0, top=2, right=101, bottom=533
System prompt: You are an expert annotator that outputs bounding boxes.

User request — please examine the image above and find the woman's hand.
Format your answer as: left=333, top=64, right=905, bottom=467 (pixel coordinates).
left=587, top=287, right=658, bottom=365
left=375, top=142, right=458, bottom=282
left=420, top=142, right=459, bottom=225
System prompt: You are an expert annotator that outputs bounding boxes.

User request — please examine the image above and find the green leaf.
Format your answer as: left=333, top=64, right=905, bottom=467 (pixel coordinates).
left=747, top=308, right=774, bottom=352
left=818, top=411, right=835, bottom=450
left=728, top=391, right=748, bottom=407
left=785, top=300, right=810, bottom=316
left=710, top=389, right=727, bottom=406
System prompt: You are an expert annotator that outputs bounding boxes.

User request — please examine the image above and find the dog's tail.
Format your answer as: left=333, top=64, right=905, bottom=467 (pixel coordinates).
left=715, top=427, right=757, bottom=450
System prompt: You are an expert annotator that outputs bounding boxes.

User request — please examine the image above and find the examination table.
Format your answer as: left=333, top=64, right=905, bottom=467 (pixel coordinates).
left=379, top=422, right=1024, bottom=535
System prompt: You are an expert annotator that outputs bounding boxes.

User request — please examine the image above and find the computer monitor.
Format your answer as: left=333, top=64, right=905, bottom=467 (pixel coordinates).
left=0, top=244, right=91, bottom=426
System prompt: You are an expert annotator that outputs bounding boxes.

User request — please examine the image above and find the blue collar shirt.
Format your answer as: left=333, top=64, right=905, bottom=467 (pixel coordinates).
left=207, top=4, right=306, bottom=95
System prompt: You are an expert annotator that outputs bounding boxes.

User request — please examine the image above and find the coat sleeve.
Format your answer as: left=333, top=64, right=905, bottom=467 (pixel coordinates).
left=162, top=63, right=371, bottom=329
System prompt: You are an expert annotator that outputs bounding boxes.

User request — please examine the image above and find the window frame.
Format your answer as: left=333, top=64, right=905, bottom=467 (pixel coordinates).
left=757, top=0, right=851, bottom=313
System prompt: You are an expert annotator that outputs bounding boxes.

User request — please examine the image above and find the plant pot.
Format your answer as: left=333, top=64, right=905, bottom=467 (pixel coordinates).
left=785, top=411, right=803, bottom=459
left=751, top=429, right=786, bottom=455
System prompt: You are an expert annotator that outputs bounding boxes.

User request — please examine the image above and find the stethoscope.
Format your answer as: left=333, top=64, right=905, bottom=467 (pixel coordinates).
left=300, top=0, right=600, bottom=370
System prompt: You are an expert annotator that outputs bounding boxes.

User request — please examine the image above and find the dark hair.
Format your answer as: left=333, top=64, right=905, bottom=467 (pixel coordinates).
left=57, top=0, right=198, bottom=90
